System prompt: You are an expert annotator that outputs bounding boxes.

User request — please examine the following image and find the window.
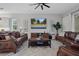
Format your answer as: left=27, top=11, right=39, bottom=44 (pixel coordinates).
left=10, top=18, right=17, bottom=31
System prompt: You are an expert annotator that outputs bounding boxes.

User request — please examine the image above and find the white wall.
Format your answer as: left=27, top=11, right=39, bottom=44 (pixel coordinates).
left=10, top=14, right=62, bottom=38
left=0, top=14, right=62, bottom=38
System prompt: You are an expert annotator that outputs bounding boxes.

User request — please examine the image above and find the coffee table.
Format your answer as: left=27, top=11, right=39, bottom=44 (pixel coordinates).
left=28, top=39, right=51, bottom=48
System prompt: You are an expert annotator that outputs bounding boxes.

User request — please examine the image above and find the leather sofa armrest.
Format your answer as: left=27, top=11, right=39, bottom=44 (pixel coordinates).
left=16, top=37, right=22, bottom=41
left=0, top=40, right=16, bottom=49
left=70, top=41, right=79, bottom=49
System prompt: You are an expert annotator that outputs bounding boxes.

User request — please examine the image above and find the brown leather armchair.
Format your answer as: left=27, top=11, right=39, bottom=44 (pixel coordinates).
left=28, top=33, right=38, bottom=47
left=41, top=33, right=51, bottom=48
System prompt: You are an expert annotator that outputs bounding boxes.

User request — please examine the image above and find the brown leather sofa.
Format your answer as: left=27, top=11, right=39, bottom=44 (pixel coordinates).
left=56, top=31, right=77, bottom=45
left=57, top=31, right=79, bottom=56
left=0, top=40, right=17, bottom=53
left=0, top=34, right=17, bottom=53
left=0, top=31, right=28, bottom=53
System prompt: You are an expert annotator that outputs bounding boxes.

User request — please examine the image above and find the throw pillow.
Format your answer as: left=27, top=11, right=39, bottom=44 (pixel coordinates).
left=16, top=37, right=21, bottom=41
left=5, top=35, right=11, bottom=40
left=75, top=34, right=79, bottom=41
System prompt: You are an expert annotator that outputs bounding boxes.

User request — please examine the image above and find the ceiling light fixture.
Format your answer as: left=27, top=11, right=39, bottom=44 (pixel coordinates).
left=31, top=3, right=50, bottom=10
left=0, top=8, right=4, bottom=10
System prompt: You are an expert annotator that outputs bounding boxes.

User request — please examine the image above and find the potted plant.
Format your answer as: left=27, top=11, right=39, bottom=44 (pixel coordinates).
left=52, top=22, right=62, bottom=36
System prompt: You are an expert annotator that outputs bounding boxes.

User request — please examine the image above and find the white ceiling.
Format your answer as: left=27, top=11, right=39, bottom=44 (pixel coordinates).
left=0, top=3, right=79, bottom=16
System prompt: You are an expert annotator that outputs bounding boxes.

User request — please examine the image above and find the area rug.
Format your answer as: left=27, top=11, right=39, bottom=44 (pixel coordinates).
left=0, top=40, right=63, bottom=56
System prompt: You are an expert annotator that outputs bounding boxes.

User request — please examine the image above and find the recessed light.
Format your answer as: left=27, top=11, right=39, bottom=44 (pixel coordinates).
left=0, top=8, right=4, bottom=10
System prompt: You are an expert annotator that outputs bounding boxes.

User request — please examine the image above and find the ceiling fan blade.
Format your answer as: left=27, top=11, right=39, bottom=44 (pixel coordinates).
left=41, top=5, right=43, bottom=10
left=35, top=4, right=40, bottom=9
left=43, top=3, right=50, bottom=8
left=30, top=3, right=39, bottom=6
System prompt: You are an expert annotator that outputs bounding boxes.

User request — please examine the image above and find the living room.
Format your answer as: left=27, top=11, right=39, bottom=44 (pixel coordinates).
left=0, top=2, right=79, bottom=56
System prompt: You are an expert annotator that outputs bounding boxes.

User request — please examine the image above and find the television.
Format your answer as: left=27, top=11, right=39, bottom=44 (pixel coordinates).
left=31, top=18, right=47, bottom=29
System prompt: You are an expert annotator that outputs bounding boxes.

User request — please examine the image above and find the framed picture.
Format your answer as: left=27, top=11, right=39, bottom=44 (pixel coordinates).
left=31, top=18, right=47, bottom=29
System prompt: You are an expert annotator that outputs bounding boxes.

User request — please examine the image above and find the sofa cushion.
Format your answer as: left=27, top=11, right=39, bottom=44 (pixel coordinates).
left=9, top=31, right=20, bottom=38
left=64, top=32, right=76, bottom=41
left=75, top=34, right=79, bottom=41
left=0, top=35, right=5, bottom=40
left=64, top=32, right=70, bottom=38
left=15, top=32, right=20, bottom=38
left=69, top=32, right=76, bottom=41
left=10, top=36, right=17, bottom=43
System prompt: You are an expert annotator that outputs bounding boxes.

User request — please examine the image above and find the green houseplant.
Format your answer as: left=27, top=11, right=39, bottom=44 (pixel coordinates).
left=52, top=22, right=62, bottom=36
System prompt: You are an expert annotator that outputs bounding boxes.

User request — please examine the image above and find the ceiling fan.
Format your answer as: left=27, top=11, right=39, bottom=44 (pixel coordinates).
left=31, top=3, right=50, bottom=10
